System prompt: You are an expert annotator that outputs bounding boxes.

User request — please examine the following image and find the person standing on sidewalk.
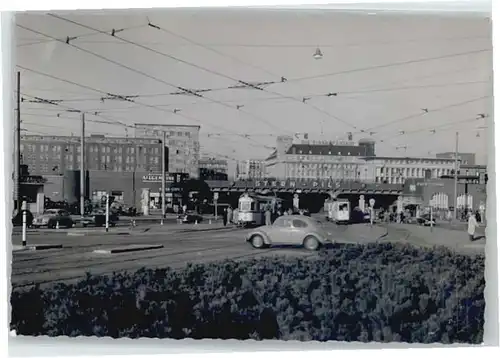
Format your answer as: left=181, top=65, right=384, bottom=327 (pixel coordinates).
left=265, top=207, right=272, bottom=226
left=222, top=207, right=227, bottom=226
left=227, top=206, right=233, bottom=225
left=467, top=211, right=479, bottom=241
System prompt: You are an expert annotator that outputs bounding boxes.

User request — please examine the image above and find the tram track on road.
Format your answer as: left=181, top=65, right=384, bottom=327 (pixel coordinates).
left=11, top=244, right=291, bottom=289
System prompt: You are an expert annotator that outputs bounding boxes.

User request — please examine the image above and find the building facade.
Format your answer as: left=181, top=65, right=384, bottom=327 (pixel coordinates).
left=365, top=156, right=458, bottom=184
left=199, top=157, right=228, bottom=174
left=42, top=170, right=189, bottom=211
left=134, top=124, right=200, bottom=178
left=402, top=177, right=487, bottom=212
left=20, top=134, right=165, bottom=176
left=436, top=152, right=476, bottom=165
left=237, top=159, right=266, bottom=179
left=198, top=157, right=228, bottom=181
left=264, top=136, right=377, bottom=181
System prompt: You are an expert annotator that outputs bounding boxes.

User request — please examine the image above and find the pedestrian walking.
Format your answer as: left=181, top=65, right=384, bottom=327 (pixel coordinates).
left=475, top=210, right=481, bottom=223
left=222, top=207, right=227, bottom=226
left=467, top=211, right=479, bottom=241
left=265, top=207, right=272, bottom=226
left=227, top=206, right=233, bottom=225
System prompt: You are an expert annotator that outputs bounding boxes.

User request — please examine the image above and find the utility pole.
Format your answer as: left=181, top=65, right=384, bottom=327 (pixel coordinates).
left=15, top=71, right=21, bottom=211
left=161, top=131, right=166, bottom=225
left=453, top=131, right=459, bottom=220
left=80, top=113, right=85, bottom=219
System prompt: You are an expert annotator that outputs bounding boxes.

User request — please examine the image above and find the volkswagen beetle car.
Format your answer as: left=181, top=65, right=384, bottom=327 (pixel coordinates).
left=246, top=216, right=332, bottom=251
left=32, top=209, right=74, bottom=229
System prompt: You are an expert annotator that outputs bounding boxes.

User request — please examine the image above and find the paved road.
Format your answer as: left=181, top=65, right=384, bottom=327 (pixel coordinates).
left=10, top=223, right=386, bottom=289
left=11, top=220, right=484, bottom=289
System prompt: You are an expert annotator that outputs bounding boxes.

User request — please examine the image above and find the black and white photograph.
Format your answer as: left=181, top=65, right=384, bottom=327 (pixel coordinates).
left=8, top=6, right=492, bottom=343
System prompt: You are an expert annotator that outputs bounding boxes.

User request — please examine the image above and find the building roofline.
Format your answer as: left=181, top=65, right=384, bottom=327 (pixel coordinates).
left=20, top=134, right=163, bottom=143
left=134, top=123, right=201, bottom=129
left=361, top=156, right=457, bottom=161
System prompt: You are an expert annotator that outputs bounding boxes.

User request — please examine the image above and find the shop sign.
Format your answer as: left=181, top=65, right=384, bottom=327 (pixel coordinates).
left=253, top=179, right=343, bottom=189
left=142, top=173, right=176, bottom=183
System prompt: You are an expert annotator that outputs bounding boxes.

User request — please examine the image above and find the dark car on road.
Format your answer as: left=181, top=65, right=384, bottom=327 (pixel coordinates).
left=81, top=210, right=118, bottom=227
left=179, top=213, right=203, bottom=224
left=416, top=214, right=436, bottom=226
left=32, top=209, right=74, bottom=229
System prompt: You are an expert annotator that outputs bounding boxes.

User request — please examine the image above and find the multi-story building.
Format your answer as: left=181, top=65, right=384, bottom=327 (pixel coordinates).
left=198, top=157, right=228, bottom=181
left=264, top=136, right=376, bottom=180
left=20, top=134, right=166, bottom=176
left=436, top=152, right=476, bottom=165
left=237, top=159, right=266, bottom=179
left=134, top=124, right=200, bottom=178
left=365, top=156, right=457, bottom=184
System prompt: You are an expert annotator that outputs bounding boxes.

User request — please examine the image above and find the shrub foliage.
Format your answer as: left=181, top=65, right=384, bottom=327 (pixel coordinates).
left=11, top=242, right=485, bottom=343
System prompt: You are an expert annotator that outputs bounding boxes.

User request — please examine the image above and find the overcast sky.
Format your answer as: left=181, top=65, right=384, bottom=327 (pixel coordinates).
left=15, top=9, right=492, bottom=166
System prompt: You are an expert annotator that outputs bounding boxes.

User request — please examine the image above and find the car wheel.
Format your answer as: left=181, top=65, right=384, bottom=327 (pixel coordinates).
left=303, top=236, right=320, bottom=251
left=250, top=234, right=265, bottom=249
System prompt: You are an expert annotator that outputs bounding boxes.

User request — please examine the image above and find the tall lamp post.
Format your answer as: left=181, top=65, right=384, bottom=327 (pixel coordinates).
left=453, top=132, right=459, bottom=221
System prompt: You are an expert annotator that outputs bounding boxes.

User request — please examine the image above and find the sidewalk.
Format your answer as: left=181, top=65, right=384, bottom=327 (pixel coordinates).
left=388, top=223, right=486, bottom=254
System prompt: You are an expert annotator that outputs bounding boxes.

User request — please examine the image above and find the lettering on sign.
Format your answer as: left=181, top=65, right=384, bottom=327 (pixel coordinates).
left=280, top=181, right=286, bottom=187
left=142, top=174, right=175, bottom=182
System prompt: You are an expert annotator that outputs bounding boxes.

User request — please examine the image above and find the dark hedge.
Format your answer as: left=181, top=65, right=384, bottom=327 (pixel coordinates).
left=11, top=242, right=485, bottom=343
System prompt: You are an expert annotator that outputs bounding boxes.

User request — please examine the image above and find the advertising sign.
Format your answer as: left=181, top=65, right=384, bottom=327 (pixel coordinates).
left=142, top=173, right=188, bottom=183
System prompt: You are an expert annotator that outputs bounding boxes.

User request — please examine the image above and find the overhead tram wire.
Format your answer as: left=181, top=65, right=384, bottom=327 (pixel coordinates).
left=17, top=23, right=148, bottom=47
left=49, top=14, right=492, bottom=132
left=43, top=16, right=290, bottom=135
left=20, top=62, right=489, bottom=108
left=374, top=114, right=489, bottom=144
left=122, top=20, right=491, bottom=134
left=46, top=15, right=355, bottom=132
left=45, top=15, right=491, bottom=135
left=19, top=23, right=287, bottom=136
left=362, top=95, right=490, bottom=134
left=279, top=48, right=492, bottom=84
left=19, top=92, right=135, bottom=129
left=31, top=17, right=491, bottom=141
left=17, top=66, right=271, bottom=150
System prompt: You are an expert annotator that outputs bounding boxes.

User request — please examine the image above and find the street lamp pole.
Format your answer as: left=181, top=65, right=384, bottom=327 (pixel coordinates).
left=161, top=131, right=166, bottom=225
left=453, top=132, right=459, bottom=220
left=80, top=113, right=85, bottom=219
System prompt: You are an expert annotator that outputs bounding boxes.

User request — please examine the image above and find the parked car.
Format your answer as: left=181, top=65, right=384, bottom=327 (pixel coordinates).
left=32, top=209, right=74, bottom=229
left=246, top=216, right=332, bottom=251
left=179, top=212, right=203, bottom=224
left=80, top=210, right=117, bottom=227
left=416, top=214, right=436, bottom=226
left=12, top=210, right=34, bottom=227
